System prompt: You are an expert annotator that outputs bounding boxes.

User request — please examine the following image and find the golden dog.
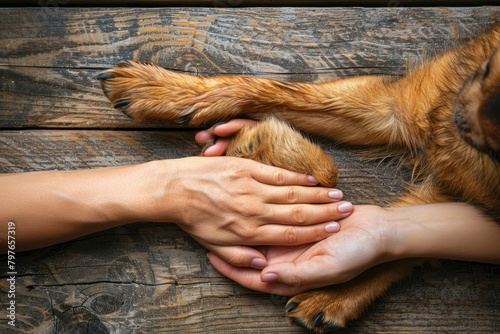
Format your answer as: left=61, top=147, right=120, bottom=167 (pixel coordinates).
left=97, top=26, right=500, bottom=332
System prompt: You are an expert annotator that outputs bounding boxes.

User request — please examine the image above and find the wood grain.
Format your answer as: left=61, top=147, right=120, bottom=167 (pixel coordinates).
left=1, top=130, right=499, bottom=333
left=2, top=224, right=499, bottom=333
left=1, top=7, right=499, bottom=128
left=5, top=0, right=500, bottom=6
left=0, top=6, right=499, bottom=334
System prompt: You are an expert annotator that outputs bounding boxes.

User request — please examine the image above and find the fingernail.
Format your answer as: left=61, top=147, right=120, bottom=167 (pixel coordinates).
left=251, top=258, right=268, bottom=269
left=261, top=273, right=279, bottom=282
left=208, top=122, right=227, bottom=134
left=325, top=222, right=340, bottom=233
left=338, top=201, right=353, bottom=213
left=201, top=139, right=215, bottom=155
left=307, top=175, right=319, bottom=184
left=328, top=189, right=343, bottom=200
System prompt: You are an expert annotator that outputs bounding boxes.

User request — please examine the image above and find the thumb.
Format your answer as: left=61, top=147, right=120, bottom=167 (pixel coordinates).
left=203, top=137, right=232, bottom=156
left=212, top=119, right=258, bottom=137
left=261, top=260, right=327, bottom=286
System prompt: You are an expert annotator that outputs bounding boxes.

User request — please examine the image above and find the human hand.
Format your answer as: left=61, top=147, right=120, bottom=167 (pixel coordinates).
left=207, top=205, right=391, bottom=296
left=195, top=119, right=258, bottom=156
left=146, top=157, right=353, bottom=270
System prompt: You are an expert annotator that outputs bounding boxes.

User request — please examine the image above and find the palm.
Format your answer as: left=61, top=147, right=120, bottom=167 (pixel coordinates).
left=209, top=205, right=386, bottom=296
left=266, top=216, right=382, bottom=281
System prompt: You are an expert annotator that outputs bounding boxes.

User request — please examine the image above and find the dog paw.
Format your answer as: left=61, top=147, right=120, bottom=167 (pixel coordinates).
left=226, top=116, right=338, bottom=187
left=97, top=61, right=251, bottom=125
left=286, top=304, right=340, bottom=333
left=283, top=260, right=424, bottom=333
left=285, top=288, right=359, bottom=333
left=96, top=61, right=211, bottom=124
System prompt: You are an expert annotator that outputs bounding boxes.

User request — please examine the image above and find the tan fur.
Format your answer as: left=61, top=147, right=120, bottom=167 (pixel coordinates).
left=97, top=26, right=500, bottom=333
left=227, top=117, right=338, bottom=187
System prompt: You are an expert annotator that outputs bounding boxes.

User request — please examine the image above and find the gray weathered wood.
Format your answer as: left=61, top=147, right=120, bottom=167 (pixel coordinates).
left=0, top=6, right=499, bottom=334
left=1, top=130, right=499, bottom=333
left=1, top=7, right=499, bottom=128
left=5, top=0, right=500, bottom=6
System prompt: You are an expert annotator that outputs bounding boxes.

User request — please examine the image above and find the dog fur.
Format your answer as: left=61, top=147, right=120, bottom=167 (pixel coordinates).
left=97, top=26, right=500, bottom=332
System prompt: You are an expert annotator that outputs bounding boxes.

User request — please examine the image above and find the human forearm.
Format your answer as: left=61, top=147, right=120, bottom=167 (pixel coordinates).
left=0, top=162, right=163, bottom=252
left=0, top=156, right=352, bottom=258
left=387, top=203, right=500, bottom=264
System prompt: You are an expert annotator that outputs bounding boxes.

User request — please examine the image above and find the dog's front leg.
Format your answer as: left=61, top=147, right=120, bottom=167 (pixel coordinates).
left=97, top=61, right=414, bottom=149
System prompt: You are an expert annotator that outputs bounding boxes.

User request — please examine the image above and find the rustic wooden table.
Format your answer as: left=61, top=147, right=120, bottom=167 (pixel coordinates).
left=1, top=4, right=499, bottom=333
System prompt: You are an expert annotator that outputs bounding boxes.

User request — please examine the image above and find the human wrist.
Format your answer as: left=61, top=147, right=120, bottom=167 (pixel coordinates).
left=345, top=205, right=402, bottom=265
left=377, top=206, right=415, bottom=262
left=382, top=203, right=500, bottom=263
left=382, top=204, right=469, bottom=261
left=59, top=161, right=176, bottom=225
left=125, top=159, right=179, bottom=223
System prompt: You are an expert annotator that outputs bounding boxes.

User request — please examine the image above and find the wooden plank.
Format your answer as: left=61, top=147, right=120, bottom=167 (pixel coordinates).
left=2, top=224, right=499, bottom=333
left=1, top=130, right=499, bottom=333
left=5, top=0, right=500, bottom=6
left=1, top=7, right=499, bottom=128
left=1, top=6, right=499, bottom=333
left=3, top=222, right=498, bottom=334
left=0, top=130, right=200, bottom=172
left=2, top=7, right=498, bottom=71
left=0, top=65, right=179, bottom=129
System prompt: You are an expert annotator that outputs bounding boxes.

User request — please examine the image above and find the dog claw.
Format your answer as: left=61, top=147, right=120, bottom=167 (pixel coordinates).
left=116, top=60, right=132, bottom=67
left=290, top=317, right=310, bottom=330
left=323, top=322, right=340, bottom=330
left=286, top=302, right=341, bottom=332
left=178, top=113, right=193, bottom=124
left=114, top=100, right=131, bottom=109
left=96, top=72, right=115, bottom=80
left=285, top=301, right=299, bottom=313
left=313, top=312, right=339, bottom=330
left=313, top=312, right=325, bottom=327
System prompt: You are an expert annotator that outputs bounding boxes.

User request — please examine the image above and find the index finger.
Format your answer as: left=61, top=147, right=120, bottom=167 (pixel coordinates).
left=212, top=119, right=258, bottom=137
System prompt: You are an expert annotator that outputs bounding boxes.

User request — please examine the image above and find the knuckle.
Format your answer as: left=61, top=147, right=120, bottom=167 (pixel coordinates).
left=234, top=224, right=256, bottom=240
left=228, top=162, right=250, bottom=179
left=286, top=186, right=300, bottom=203
left=239, top=202, right=261, bottom=218
left=284, top=227, right=299, bottom=245
left=274, top=170, right=285, bottom=185
left=292, top=205, right=307, bottom=224
left=317, top=189, right=328, bottom=202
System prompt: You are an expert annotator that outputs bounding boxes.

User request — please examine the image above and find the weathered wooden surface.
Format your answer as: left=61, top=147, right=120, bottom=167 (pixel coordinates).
left=6, top=0, right=500, bottom=6
left=1, top=7, right=500, bottom=129
left=0, top=6, right=499, bottom=334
